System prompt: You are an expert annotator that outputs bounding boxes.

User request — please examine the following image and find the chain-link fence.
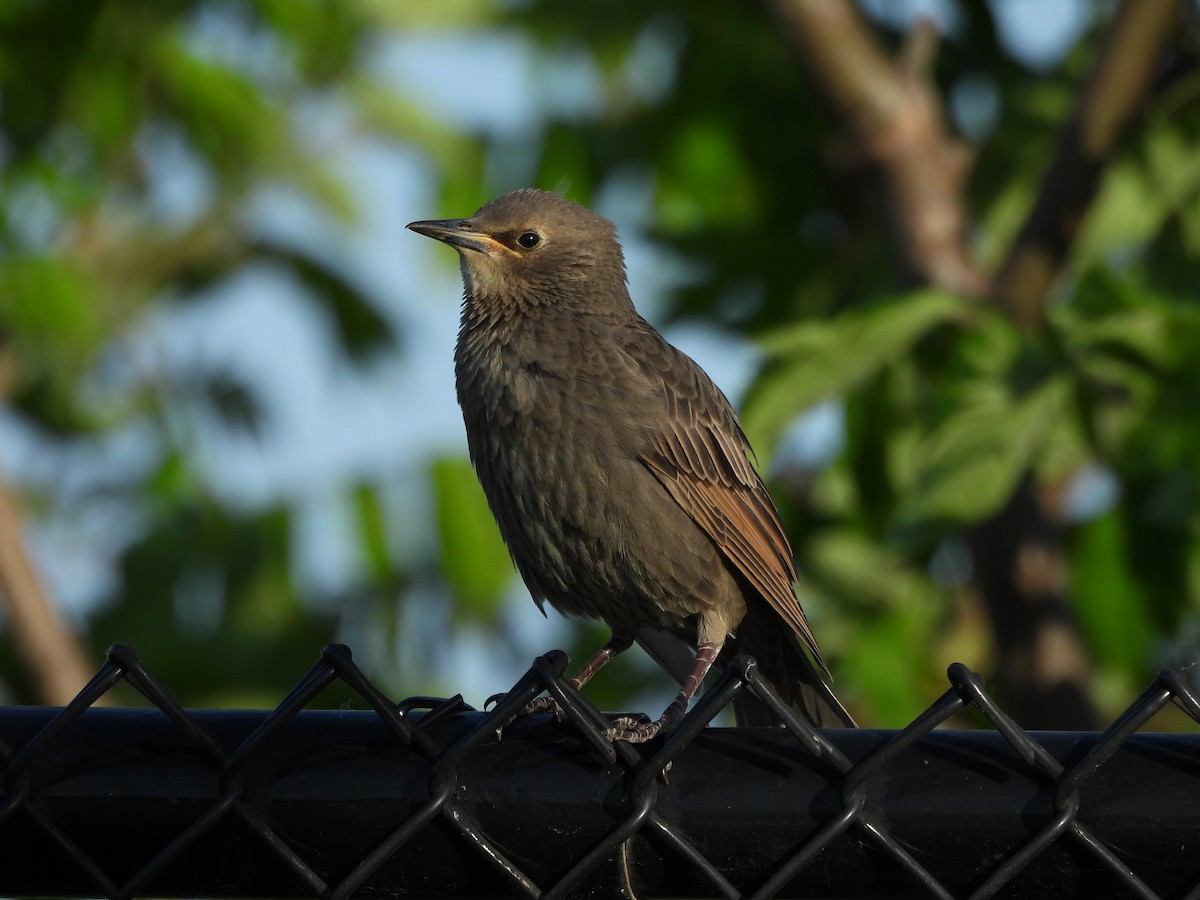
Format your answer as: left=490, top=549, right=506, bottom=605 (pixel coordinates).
left=1, top=642, right=1198, bottom=899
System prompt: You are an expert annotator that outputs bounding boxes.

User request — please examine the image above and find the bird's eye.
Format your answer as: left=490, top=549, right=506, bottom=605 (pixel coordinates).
left=516, top=231, right=541, bottom=249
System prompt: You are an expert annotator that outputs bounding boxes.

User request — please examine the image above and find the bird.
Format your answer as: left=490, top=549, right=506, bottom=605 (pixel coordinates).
left=407, top=188, right=853, bottom=742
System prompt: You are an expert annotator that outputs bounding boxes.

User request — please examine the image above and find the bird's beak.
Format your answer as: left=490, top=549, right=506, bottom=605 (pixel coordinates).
left=406, top=218, right=505, bottom=256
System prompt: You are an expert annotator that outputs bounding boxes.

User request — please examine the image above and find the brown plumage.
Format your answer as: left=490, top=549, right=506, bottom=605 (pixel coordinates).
left=408, top=189, right=853, bottom=741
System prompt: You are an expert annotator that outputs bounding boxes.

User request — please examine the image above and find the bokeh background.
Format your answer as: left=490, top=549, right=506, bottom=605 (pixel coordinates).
left=2, top=0, right=1198, bottom=729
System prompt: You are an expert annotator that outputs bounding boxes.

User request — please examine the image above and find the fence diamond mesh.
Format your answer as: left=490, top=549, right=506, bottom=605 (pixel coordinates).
left=1, top=643, right=1197, bottom=899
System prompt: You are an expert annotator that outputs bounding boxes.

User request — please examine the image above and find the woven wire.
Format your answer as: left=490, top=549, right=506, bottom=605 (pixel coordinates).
left=1, top=642, right=1197, bottom=899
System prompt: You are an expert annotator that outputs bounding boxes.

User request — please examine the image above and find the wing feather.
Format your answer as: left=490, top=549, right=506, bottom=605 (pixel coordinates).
left=624, top=328, right=827, bottom=672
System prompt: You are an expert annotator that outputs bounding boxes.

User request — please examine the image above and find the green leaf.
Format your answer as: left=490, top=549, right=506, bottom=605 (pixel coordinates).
left=260, top=245, right=397, bottom=361
left=287, top=161, right=359, bottom=225
left=1078, top=125, right=1200, bottom=263
left=253, top=0, right=364, bottom=83
left=0, top=256, right=100, bottom=350
left=804, top=530, right=943, bottom=725
left=353, top=482, right=393, bottom=586
left=1077, top=158, right=1164, bottom=261
left=149, top=34, right=278, bottom=176
left=430, top=456, right=514, bottom=622
left=657, top=115, right=757, bottom=232
left=804, top=529, right=938, bottom=613
left=743, top=290, right=966, bottom=455
left=66, top=61, right=139, bottom=155
left=1070, top=511, right=1156, bottom=676
left=359, top=1, right=503, bottom=28
left=350, top=77, right=484, bottom=175
left=976, top=179, right=1035, bottom=269
left=0, top=256, right=106, bottom=425
left=1058, top=267, right=1200, bottom=373
left=842, top=606, right=936, bottom=727
left=899, top=374, right=1072, bottom=525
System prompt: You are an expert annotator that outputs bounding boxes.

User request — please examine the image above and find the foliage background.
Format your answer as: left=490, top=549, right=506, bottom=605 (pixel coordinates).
left=1, top=0, right=1198, bottom=728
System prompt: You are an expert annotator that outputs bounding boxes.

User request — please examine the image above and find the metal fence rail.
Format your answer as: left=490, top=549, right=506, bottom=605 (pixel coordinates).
left=1, top=644, right=1198, bottom=899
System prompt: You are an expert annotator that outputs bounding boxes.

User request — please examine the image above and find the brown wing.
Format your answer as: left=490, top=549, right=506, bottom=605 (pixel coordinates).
left=624, top=327, right=828, bottom=673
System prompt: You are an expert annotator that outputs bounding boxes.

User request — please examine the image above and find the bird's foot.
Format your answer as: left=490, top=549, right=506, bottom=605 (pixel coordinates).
left=607, top=713, right=669, bottom=744
left=483, top=692, right=567, bottom=740
left=484, top=692, right=564, bottom=719
left=521, top=694, right=567, bottom=720
left=607, top=696, right=689, bottom=743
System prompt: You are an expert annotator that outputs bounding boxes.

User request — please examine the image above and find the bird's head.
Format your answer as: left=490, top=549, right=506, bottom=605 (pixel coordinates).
left=407, top=189, right=630, bottom=311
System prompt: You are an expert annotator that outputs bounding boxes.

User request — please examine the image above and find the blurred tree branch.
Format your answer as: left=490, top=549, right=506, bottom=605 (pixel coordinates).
left=0, top=471, right=99, bottom=706
left=761, top=0, right=989, bottom=296
left=763, top=0, right=1183, bottom=727
left=969, top=0, right=1181, bottom=727
left=0, top=0, right=404, bottom=706
left=993, top=0, right=1183, bottom=331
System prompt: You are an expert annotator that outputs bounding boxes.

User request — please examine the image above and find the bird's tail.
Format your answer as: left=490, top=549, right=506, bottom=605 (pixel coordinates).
left=636, top=617, right=855, bottom=728
left=726, top=605, right=856, bottom=728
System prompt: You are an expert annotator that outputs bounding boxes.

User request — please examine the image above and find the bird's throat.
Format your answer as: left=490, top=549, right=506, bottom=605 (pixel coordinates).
left=459, top=257, right=532, bottom=311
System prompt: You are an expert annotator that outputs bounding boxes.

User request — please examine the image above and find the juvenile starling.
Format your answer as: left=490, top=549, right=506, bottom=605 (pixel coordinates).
left=408, top=189, right=853, bottom=741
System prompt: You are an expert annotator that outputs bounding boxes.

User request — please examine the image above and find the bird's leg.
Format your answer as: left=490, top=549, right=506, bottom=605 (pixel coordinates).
left=522, top=631, right=635, bottom=717
left=570, top=631, right=638, bottom=690
left=608, top=639, right=720, bottom=743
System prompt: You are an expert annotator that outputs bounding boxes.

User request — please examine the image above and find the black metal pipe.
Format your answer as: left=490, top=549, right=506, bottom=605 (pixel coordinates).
left=2, top=706, right=1198, bottom=898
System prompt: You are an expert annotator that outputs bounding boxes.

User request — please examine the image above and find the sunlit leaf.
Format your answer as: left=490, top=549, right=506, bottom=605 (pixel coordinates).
left=900, top=374, right=1072, bottom=525
left=66, top=62, right=139, bottom=155
left=254, top=0, right=363, bottom=83
left=287, top=162, right=358, bottom=225
left=657, top=115, right=757, bottom=232
left=744, top=290, right=967, bottom=455
left=1070, top=511, right=1156, bottom=675
left=0, top=256, right=101, bottom=353
left=431, top=456, right=514, bottom=623
left=353, top=482, right=393, bottom=586
left=842, top=606, right=937, bottom=727
left=350, top=77, right=483, bottom=175
left=359, top=0, right=503, bottom=29
left=0, top=255, right=105, bottom=427
left=803, top=529, right=939, bottom=614
left=1059, top=267, right=1200, bottom=372
left=149, top=34, right=278, bottom=176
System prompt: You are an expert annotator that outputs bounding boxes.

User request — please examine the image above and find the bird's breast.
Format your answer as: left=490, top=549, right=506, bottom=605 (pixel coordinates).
left=453, top=313, right=741, bottom=636
left=452, top=315, right=662, bottom=613
left=455, top=311, right=637, bottom=445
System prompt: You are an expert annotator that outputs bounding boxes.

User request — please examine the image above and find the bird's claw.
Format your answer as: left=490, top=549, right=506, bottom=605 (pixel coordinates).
left=521, top=694, right=567, bottom=720
left=485, top=693, right=567, bottom=741
left=606, top=714, right=664, bottom=744
left=485, top=692, right=567, bottom=719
